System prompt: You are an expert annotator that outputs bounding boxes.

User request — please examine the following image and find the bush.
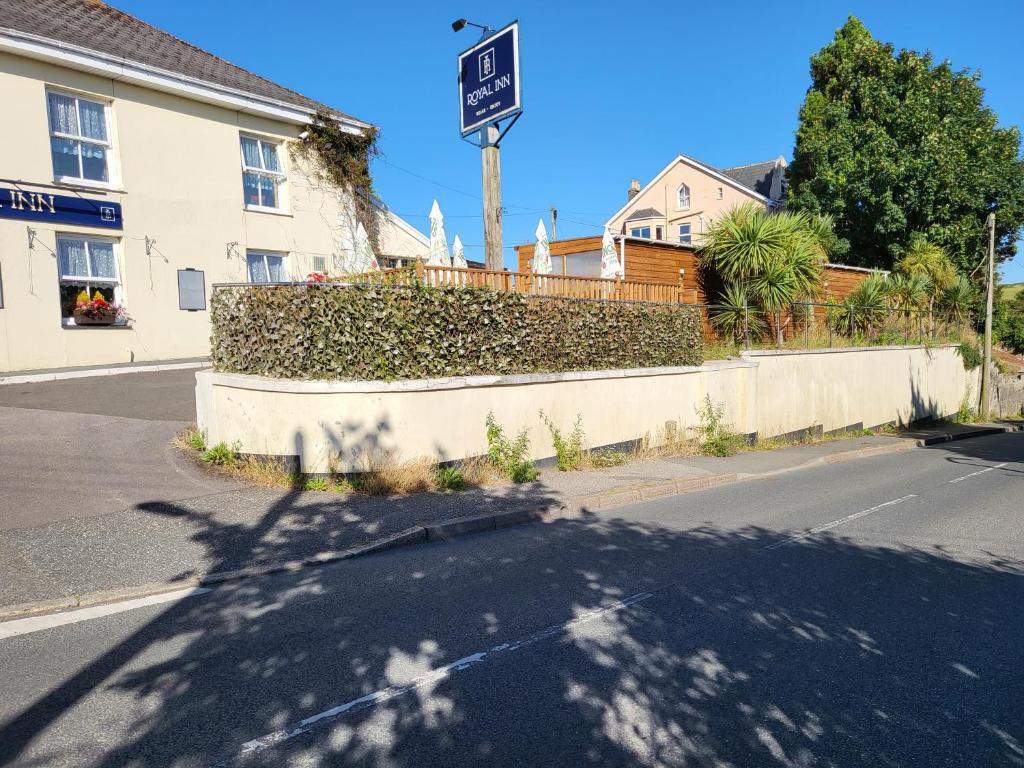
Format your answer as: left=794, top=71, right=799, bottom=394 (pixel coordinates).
left=541, top=412, right=586, bottom=471
left=211, top=284, right=703, bottom=380
left=485, top=413, right=539, bottom=483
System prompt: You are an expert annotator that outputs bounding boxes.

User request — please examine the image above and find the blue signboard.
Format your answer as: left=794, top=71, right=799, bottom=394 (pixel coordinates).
left=458, top=21, right=521, bottom=136
left=0, top=187, right=122, bottom=229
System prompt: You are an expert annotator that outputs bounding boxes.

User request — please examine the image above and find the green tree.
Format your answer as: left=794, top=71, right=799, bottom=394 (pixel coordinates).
left=787, top=17, right=1024, bottom=275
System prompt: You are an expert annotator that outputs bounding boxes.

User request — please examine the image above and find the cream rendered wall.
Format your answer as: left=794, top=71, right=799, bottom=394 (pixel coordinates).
left=195, top=345, right=976, bottom=474
left=0, top=52, right=412, bottom=372
left=609, top=160, right=767, bottom=242
left=196, top=363, right=758, bottom=473
left=742, top=346, right=979, bottom=438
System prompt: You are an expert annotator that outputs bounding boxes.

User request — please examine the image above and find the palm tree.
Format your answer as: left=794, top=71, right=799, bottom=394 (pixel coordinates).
left=896, top=237, right=956, bottom=291
left=895, top=237, right=956, bottom=329
left=701, top=204, right=828, bottom=345
left=710, top=281, right=767, bottom=343
left=837, top=272, right=887, bottom=337
left=940, top=274, right=976, bottom=330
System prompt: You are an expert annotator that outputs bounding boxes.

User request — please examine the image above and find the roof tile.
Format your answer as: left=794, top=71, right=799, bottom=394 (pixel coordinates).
left=0, top=0, right=361, bottom=122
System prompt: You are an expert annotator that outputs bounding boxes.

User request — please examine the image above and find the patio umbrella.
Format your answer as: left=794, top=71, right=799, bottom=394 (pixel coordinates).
left=452, top=234, right=468, bottom=268
left=532, top=219, right=552, bottom=274
left=350, top=221, right=380, bottom=273
left=601, top=227, right=623, bottom=279
left=427, top=200, right=451, bottom=267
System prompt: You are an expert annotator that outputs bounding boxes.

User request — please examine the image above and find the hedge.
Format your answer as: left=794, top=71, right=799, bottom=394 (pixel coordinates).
left=210, top=283, right=703, bottom=380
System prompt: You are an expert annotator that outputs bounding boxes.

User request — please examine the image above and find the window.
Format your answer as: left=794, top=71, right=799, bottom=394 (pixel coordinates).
left=246, top=251, right=287, bottom=283
left=241, top=136, right=284, bottom=210
left=57, top=235, right=120, bottom=323
left=47, top=91, right=112, bottom=184
left=312, top=255, right=327, bottom=274
left=678, top=224, right=692, bottom=244
left=655, top=226, right=663, bottom=240
left=564, top=251, right=601, bottom=277
left=677, top=183, right=690, bottom=210
left=716, top=187, right=723, bottom=200
left=629, top=227, right=651, bottom=239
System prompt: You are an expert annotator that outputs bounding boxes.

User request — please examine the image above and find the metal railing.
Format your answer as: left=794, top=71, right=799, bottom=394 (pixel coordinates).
left=696, top=300, right=970, bottom=351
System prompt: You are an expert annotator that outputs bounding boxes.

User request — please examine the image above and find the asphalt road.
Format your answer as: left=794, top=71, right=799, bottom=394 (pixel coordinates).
left=0, top=432, right=1021, bottom=767
left=0, top=369, right=235, bottom=531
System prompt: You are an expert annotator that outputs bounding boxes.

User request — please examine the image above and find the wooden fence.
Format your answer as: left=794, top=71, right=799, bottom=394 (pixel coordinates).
left=349, top=263, right=695, bottom=304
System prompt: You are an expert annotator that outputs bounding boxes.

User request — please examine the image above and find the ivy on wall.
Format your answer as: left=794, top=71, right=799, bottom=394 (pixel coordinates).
left=290, top=110, right=382, bottom=250
left=211, top=284, right=704, bottom=380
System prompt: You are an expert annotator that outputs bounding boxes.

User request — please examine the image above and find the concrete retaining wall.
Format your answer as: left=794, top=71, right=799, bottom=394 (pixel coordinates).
left=196, top=345, right=977, bottom=473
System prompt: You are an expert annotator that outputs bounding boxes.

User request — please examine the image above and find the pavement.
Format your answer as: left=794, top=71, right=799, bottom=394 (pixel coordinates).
left=1, top=368, right=1020, bottom=616
left=0, top=430, right=1021, bottom=766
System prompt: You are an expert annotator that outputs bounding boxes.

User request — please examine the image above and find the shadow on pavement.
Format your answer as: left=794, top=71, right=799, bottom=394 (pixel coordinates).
left=1, top=494, right=1022, bottom=767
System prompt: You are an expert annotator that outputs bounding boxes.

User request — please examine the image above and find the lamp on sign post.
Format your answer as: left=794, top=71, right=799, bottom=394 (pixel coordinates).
left=454, top=19, right=522, bottom=271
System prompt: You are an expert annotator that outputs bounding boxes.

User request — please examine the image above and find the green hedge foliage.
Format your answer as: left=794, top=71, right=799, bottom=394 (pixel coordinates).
left=211, top=284, right=703, bottom=380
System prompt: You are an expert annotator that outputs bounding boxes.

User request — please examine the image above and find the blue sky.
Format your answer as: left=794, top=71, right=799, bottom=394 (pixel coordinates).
left=113, top=0, right=1024, bottom=282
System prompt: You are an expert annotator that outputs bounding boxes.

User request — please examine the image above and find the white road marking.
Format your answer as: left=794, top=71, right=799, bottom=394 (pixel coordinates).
left=763, top=495, right=918, bottom=551
left=948, top=463, right=1007, bottom=484
left=228, top=591, right=655, bottom=763
left=0, top=587, right=210, bottom=640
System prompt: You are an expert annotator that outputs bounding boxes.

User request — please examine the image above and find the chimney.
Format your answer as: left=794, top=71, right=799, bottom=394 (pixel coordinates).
left=627, top=179, right=641, bottom=200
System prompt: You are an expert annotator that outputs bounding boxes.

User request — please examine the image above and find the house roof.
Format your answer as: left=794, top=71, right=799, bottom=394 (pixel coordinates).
left=606, top=154, right=782, bottom=229
left=0, top=0, right=364, bottom=125
left=722, top=159, right=786, bottom=200
left=625, top=207, right=664, bottom=221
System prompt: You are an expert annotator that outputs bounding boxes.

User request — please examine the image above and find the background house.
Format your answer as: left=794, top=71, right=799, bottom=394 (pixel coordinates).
left=606, top=155, right=788, bottom=245
left=0, top=0, right=426, bottom=372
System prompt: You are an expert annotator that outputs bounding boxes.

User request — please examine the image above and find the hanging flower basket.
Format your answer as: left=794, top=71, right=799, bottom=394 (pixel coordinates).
left=73, top=290, right=125, bottom=326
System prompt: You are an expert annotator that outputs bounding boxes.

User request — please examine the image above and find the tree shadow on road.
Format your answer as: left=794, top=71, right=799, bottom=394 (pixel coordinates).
left=1, top=504, right=1023, bottom=766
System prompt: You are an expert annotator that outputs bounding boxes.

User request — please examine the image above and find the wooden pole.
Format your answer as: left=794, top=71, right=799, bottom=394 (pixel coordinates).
left=481, top=124, right=503, bottom=271
left=981, top=212, right=995, bottom=417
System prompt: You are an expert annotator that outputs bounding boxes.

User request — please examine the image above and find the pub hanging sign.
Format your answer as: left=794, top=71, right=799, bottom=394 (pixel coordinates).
left=0, top=187, right=123, bottom=229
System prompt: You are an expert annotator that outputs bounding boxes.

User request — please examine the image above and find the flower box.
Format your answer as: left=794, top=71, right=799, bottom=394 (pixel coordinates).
left=73, top=309, right=119, bottom=326
left=72, top=290, right=126, bottom=327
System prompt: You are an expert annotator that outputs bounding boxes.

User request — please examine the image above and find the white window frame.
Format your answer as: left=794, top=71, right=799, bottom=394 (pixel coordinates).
left=677, top=183, right=691, bottom=210
left=629, top=226, right=652, bottom=239
left=56, top=234, right=123, bottom=326
left=678, top=223, right=692, bottom=244
left=46, top=89, right=116, bottom=188
left=716, top=186, right=723, bottom=200
left=246, top=250, right=288, bottom=283
left=240, top=135, right=287, bottom=213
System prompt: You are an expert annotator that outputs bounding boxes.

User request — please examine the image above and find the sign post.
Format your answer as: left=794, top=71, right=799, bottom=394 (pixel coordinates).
left=457, top=21, right=521, bottom=271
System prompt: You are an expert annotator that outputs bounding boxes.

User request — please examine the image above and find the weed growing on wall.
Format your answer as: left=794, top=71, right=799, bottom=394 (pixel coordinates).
left=693, top=395, right=747, bottom=457
left=957, top=340, right=983, bottom=370
left=541, top=412, right=586, bottom=471
left=201, top=441, right=241, bottom=466
left=434, top=466, right=467, bottom=492
left=485, top=413, right=539, bottom=483
left=211, top=284, right=703, bottom=381
left=587, top=448, right=628, bottom=468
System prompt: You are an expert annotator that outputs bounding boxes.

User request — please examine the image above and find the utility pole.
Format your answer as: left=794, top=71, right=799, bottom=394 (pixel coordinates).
left=481, top=125, right=503, bottom=271
left=550, top=206, right=557, bottom=240
left=980, top=212, right=995, bottom=417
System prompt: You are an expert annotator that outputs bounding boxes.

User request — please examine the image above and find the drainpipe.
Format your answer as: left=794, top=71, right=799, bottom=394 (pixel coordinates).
left=619, top=235, right=626, bottom=279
